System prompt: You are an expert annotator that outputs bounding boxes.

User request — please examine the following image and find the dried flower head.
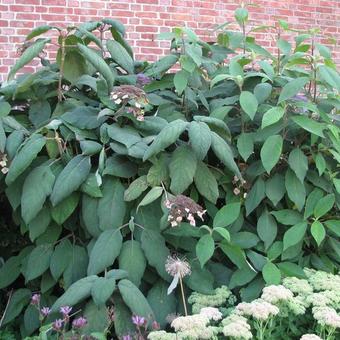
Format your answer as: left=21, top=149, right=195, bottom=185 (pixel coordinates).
left=165, top=195, right=206, bottom=227
left=72, top=316, right=87, bottom=329
left=165, top=255, right=191, bottom=278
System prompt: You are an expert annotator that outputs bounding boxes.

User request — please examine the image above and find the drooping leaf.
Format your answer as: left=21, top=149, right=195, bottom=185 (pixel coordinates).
left=107, top=40, right=134, bottom=74
left=28, top=207, right=51, bottom=241
left=50, top=155, right=91, bottom=206
left=285, top=169, right=306, bottom=211
left=265, top=174, right=285, bottom=206
left=262, top=262, right=281, bottom=284
left=291, top=115, right=325, bottom=137
left=245, top=177, right=266, bottom=216
left=313, top=194, right=335, bottom=219
left=278, top=77, right=309, bottom=103
left=0, top=256, right=22, bottom=289
left=288, top=148, right=308, bottom=183
left=196, top=234, right=215, bottom=268
left=304, top=188, right=324, bottom=219
left=257, top=209, right=277, bottom=250
left=25, top=244, right=53, bottom=282
left=91, top=277, right=116, bottom=306
left=174, top=70, right=189, bottom=95
left=311, top=221, right=326, bottom=246
left=138, top=186, right=163, bottom=209
left=194, top=162, right=219, bottom=204
left=51, top=192, right=79, bottom=225
left=237, top=133, right=254, bottom=162
left=240, top=91, right=258, bottom=120
left=6, top=134, right=46, bottom=185
left=124, top=176, right=148, bottom=202
left=188, top=121, right=211, bottom=160
left=169, top=145, right=197, bottom=194
left=87, top=229, right=123, bottom=275
left=50, top=239, right=73, bottom=281
left=283, top=222, right=307, bottom=251
left=261, top=106, right=285, bottom=129
left=271, top=210, right=303, bottom=225
left=213, top=202, right=241, bottom=228
left=260, top=135, right=282, bottom=174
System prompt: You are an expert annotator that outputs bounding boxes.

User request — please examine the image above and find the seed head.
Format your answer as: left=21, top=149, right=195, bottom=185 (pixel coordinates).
left=165, top=255, right=191, bottom=278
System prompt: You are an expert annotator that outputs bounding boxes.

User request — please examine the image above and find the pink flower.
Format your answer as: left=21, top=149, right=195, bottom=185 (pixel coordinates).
left=52, top=319, right=63, bottom=331
left=131, top=315, right=146, bottom=326
left=60, top=306, right=72, bottom=317
left=122, top=335, right=132, bottom=340
left=72, top=316, right=87, bottom=329
left=152, top=320, right=160, bottom=330
left=31, top=294, right=40, bottom=306
left=40, top=307, right=51, bottom=317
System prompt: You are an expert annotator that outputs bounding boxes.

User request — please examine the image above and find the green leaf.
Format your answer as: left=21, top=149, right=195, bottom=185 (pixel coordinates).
left=318, top=65, right=340, bottom=90
left=210, top=131, right=241, bottom=179
left=304, top=188, right=324, bottom=219
left=260, top=135, right=282, bottom=174
left=138, top=186, right=163, bottom=209
left=51, top=192, right=79, bottom=225
left=254, top=83, right=272, bottom=104
left=245, top=178, right=265, bottom=216
left=91, top=277, right=116, bottom=306
left=5, top=134, right=46, bottom=185
left=169, top=145, right=197, bottom=194
left=52, top=275, right=97, bottom=311
left=26, top=25, right=54, bottom=40
left=314, top=153, right=326, bottom=176
left=188, top=121, right=211, bottom=160
left=21, top=165, right=55, bottom=224
left=50, top=239, right=73, bottom=281
left=0, top=101, right=11, bottom=118
left=313, top=194, right=335, bottom=219
left=235, top=7, right=248, bottom=25
left=184, top=260, right=214, bottom=294
left=311, top=221, right=326, bottom=246
left=277, top=38, right=291, bottom=55
left=0, top=256, right=22, bottom=289
left=257, top=209, right=277, bottom=250
left=118, top=240, right=146, bottom=286
left=124, top=176, right=148, bottom=202
left=271, top=209, right=303, bottom=225
left=97, top=178, right=126, bottom=230
left=237, top=133, right=254, bottom=162
left=194, top=161, right=219, bottom=204
left=283, top=222, right=307, bottom=251
left=143, top=120, right=188, bottom=161
left=213, top=227, right=231, bottom=242
left=107, top=40, right=134, bottom=74
left=265, top=174, right=285, bottom=206
left=262, top=262, right=281, bottom=284
left=220, top=242, right=248, bottom=269
left=229, top=268, right=257, bottom=289
left=213, top=202, right=241, bottom=228
left=147, top=280, right=177, bottom=328
left=28, top=207, right=51, bottom=241
left=25, top=244, right=53, bottom=282
left=80, top=140, right=102, bottom=155
left=1, top=289, right=31, bottom=325
left=277, top=262, right=306, bottom=278
left=261, top=107, right=285, bottom=129
left=104, top=155, right=138, bottom=178
left=77, top=43, right=115, bottom=92
left=118, top=279, right=154, bottom=319
left=196, top=234, right=215, bottom=268
left=324, top=220, right=340, bottom=237
left=8, top=39, right=50, bottom=80
left=288, top=148, right=308, bottom=183
left=62, top=106, right=103, bottom=130
left=81, top=173, right=103, bottom=198
left=285, top=169, right=306, bottom=211
left=87, top=229, right=123, bottom=275
left=174, top=70, right=189, bottom=95
left=112, top=295, right=135, bottom=338
left=50, top=155, right=91, bottom=206
left=278, top=77, right=309, bottom=103
left=141, top=229, right=170, bottom=281
left=82, top=301, right=110, bottom=334
left=291, top=115, right=325, bottom=137
left=144, top=54, right=178, bottom=76
left=240, top=91, right=258, bottom=120
left=107, top=124, right=141, bottom=148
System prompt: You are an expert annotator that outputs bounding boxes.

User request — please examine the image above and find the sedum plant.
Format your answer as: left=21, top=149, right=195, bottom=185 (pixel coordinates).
left=0, top=5, right=339, bottom=338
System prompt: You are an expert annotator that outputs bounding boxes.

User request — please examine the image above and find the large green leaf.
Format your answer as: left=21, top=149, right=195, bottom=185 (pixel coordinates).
left=257, top=209, right=277, bottom=250
left=240, top=91, right=258, bottom=120
left=52, top=275, right=98, bottom=311
left=260, top=135, right=282, bottom=174
left=50, top=155, right=91, bottom=206
left=261, top=107, right=285, bottom=129
left=262, top=262, right=281, bottom=285
left=141, top=229, right=170, bottom=281
left=196, top=234, right=215, bottom=268
left=28, top=207, right=51, bottom=241
left=313, top=194, right=335, bottom=219
left=62, top=106, right=104, bottom=129
left=124, top=176, right=148, bottom=202
left=91, top=277, right=116, bottom=306
left=118, top=279, right=154, bottom=319
left=237, top=133, right=254, bottom=162
left=291, top=115, right=325, bottom=137
left=278, top=77, right=309, bottom=103
left=97, top=178, right=126, bottom=230
left=25, top=244, right=53, bottom=282
left=194, top=162, right=219, bottom=204
left=285, top=169, right=306, bottom=211
left=143, top=120, right=188, bottom=161
left=213, top=202, right=241, bottom=228
left=174, top=70, right=189, bottom=95
left=0, top=256, right=22, bottom=289
left=5, top=134, right=46, bottom=185
left=8, top=39, right=50, bottom=80
left=51, top=192, right=79, bottom=225
left=118, top=240, right=146, bottom=286
left=169, top=145, right=197, bottom=194
left=265, top=174, right=285, bottom=206
left=210, top=131, right=241, bottom=179
left=245, top=178, right=265, bottom=216
left=50, top=239, right=73, bottom=281
left=311, top=221, right=326, bottom=246
left=77, top=43, right=115, bottom=92
left=188, top=121, right=211, bottom=160
left=288, top=148, right=308, bottom=183
left=87, top=229, right=123, bottom=275
left=283, top=222, right=307, bottom=251
left=107, top=40, right=134, bottom=74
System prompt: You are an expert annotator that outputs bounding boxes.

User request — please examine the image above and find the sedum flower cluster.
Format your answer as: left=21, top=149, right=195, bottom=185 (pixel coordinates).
left=222, top=314, right=253, bottom=339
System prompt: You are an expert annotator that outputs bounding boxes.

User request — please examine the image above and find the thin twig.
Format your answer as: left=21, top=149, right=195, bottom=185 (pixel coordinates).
left=179, top=276, right=188, bottom=316
left=0, top=289, right=13, bottom=327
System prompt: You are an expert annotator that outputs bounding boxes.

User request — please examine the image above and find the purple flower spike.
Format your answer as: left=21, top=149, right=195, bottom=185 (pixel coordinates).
left=122, top=335, right=132, bottom=340
left=31, top=294, right=40, bottom=306
left=136, top=73, right=151, bottom=86
left=52, top=319, right=63, bottom=331
left=60, top=305, right=72, bottom=316
left=131, top=315, right=146, bottom=326
left=40, top=307, right=51, bottom=317
left=72, top=316, right=87, bottom=329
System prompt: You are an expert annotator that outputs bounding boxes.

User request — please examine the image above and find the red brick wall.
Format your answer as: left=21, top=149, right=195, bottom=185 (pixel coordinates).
left=0, top=0, right=339, bottom=81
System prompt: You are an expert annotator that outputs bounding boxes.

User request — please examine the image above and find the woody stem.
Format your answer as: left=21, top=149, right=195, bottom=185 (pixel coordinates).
left=179, top=275, right=188, bottom=316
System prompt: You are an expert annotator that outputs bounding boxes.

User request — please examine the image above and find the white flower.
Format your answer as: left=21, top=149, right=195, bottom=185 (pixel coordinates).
left=300, top=335, right=322, bottom=340
left=171, top=314, right=209, bottom=332
left=304, top=268, right=340, bottom=292
left=199, top=307, right=222, bottom=321
left=282, top=277, right=313, bottom=295
left=114, top=98, right=122, bottom=104
left=148, top=331, right=177, bottom=340
left=261, top=285, right=294, bottom=304
left=222, top=314, right=252, bottom=339
left=235, top=299, right=279, bottom=321
left=307, top=290, right=340, bottom=308
left=312, top=306, right=340, bottom=328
